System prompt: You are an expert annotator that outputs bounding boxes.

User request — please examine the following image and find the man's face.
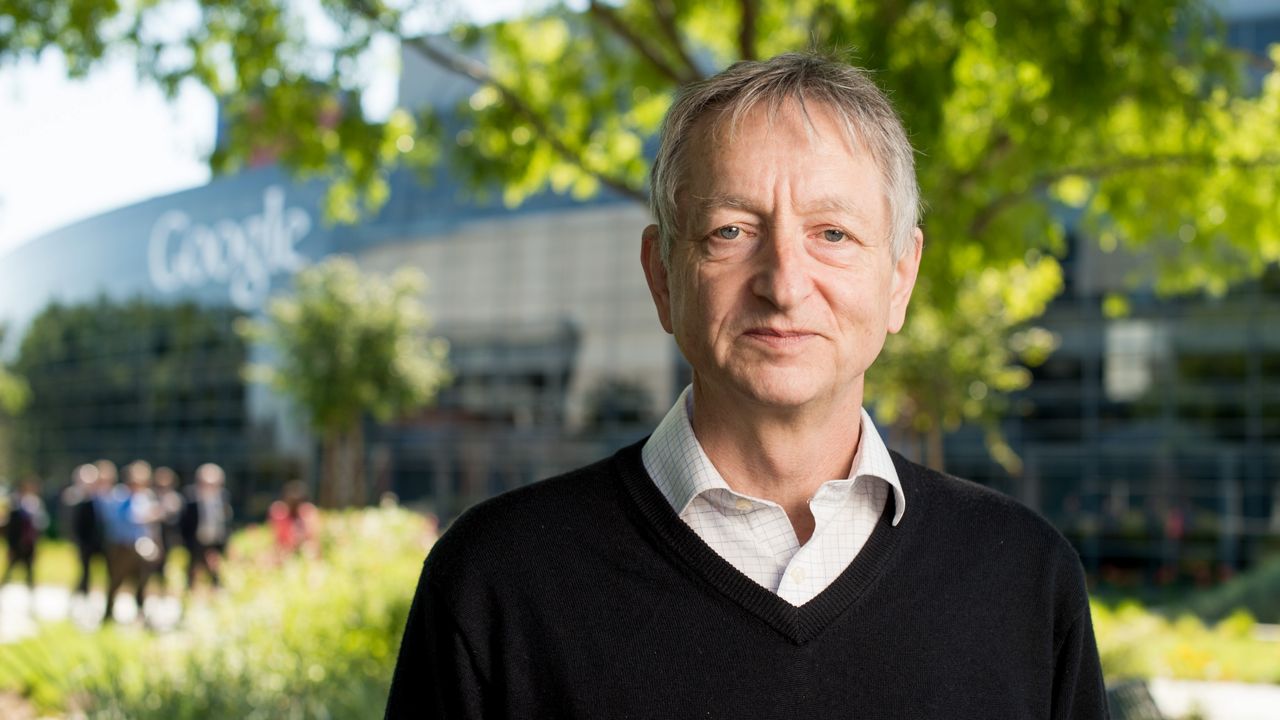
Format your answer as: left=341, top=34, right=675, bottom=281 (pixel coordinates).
left=642, top=101, right=921, bottom=414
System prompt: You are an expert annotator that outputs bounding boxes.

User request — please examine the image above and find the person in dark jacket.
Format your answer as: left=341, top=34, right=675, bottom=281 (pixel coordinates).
left=180, top=463, right=232, bottom=592
left=63, top=462, right=105, bottom=598
left=2, top=477, right=47, bottom=588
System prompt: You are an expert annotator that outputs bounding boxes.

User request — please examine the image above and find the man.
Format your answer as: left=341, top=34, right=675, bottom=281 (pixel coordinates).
left=387, top=53, right=1107, bottom=718
left=1, top=477, right=47, bottom=588
left=180, top=462, right=232, bottom=591
left=102, top=460, right=161, bottom=623
left=63, top=462, right=104, bottom=598
left=150, top=466, right=184, bottom=595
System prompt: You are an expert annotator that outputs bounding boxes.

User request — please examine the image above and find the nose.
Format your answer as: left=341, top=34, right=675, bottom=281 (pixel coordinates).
left=750, top=228, right=814, bottom=310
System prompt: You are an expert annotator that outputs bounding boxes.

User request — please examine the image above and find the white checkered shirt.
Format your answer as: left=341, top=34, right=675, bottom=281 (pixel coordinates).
left=641, top=386, right=906, bottom=606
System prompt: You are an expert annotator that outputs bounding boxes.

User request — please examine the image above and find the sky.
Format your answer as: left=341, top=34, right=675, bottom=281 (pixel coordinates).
left=0, top=0, right=557, bottom=261
left=0, top=52, right=217, bottom=259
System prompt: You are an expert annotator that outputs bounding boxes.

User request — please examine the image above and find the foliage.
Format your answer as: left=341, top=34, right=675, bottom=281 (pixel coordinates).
left=0, top=327, right=29, bottom=418
left=1180, top=554, right=1280, bottom=624
left=237, top=256, right=450, bottom=506
left=11, top=297, right=247, bottom=482
left=0, top=506, right=434, bottom=718
left=5, top=0, right=1279, bottom=467
left=1093, top=600, right=1280, bottom=684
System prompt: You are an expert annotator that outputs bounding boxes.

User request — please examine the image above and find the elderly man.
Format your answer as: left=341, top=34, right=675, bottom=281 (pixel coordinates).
left=387, top=53, right=1107, bottom=718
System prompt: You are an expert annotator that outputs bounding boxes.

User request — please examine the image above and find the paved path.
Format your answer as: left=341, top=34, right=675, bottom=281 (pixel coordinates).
left=0, top=583, right=182, bottom=643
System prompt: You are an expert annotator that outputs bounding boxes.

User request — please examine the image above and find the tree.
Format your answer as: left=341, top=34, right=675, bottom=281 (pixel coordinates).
left=0, top=326, right=31, bottom=479
left=0, top=327, right=29, bottom=418
left=6, top=0, right=1278, bottom=469
left=11, top=298, right=246, bottom=481
left=237, top=256, right=450, bottom=507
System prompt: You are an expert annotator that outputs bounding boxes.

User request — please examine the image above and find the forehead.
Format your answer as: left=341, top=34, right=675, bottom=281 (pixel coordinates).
left=680, top=99, right=887, bottom=221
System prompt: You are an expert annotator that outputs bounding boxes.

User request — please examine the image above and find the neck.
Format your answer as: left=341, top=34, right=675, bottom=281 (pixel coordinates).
left=689, top=380, right=864, bottom=544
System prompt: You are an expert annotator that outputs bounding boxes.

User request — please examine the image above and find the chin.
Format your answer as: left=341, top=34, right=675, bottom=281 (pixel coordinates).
left=732, top=372, right=827, bottom=411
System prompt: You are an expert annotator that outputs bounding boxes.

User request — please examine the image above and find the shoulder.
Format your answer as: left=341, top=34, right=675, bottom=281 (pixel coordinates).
left=893, top=452, right=1063, bottom=539
left=420, top=448, right=635, bottom=599
left=431, top=452, right=622, bottom=560
left=891, top=452, right=1088, bottom=604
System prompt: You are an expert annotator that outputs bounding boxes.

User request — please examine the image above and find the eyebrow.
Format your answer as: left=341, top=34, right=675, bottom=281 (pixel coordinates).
left=690, top=193, right=873, bottom=225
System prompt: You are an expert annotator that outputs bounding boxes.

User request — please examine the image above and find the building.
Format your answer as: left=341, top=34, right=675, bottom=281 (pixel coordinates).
left=0, top=5, right=1276, bottom=580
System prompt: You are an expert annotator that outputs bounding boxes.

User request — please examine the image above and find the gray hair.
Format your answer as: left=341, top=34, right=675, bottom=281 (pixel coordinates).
left=648, top=52, right=920, bottom=263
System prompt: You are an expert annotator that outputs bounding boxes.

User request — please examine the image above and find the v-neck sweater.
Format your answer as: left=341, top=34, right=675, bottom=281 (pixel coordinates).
left=386, top=441, right=1109, bottom=719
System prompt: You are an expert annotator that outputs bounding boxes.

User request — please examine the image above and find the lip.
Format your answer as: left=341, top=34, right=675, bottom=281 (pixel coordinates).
left=742, top=327, right=817, bottom=347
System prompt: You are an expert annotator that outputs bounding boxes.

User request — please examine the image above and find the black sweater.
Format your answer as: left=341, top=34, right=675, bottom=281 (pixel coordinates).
left=386, top=441, right=1108, bottom=719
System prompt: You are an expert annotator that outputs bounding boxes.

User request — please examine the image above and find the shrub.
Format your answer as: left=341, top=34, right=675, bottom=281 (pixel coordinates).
left=1093, top=601, right=1280, bottom=683
left=0, top=506, right=434, bottom=718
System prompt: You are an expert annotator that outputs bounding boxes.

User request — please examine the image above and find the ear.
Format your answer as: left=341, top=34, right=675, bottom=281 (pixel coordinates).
left=887, top=227, right=923, bottom=334
left=641, top=224, right=674, bottom=334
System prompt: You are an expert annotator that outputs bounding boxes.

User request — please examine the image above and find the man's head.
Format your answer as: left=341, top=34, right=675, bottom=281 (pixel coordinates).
left=153, top=466, right=177, bottom=491
left=19, top=476, right=39, bottom=497
left=124, top=460, right=152, bottom=490
left=641, top=52, right=923, bottom=414
left=74, top=463, right=100, bottom=489
left=94, top=459, right=118, bottom=490
left=648, top=52, right=920, bottom=267
left=196, top=463, right=224, bottom=488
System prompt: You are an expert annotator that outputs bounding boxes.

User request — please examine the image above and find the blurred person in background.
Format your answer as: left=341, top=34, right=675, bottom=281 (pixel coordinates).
left=150, top=466, right=184, bottom=596
left=61, top=462, right=103, bottom=599
left=180, top=462, right=232, bottom=592
left=102, top=460, right=162, bottom=624
left=1, top=476, right=47, bottom=589
left=269, top=479, right=318, bottom=560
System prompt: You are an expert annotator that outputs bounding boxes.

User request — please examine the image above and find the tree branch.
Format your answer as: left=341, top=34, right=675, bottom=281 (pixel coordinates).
left=343, top=0, right=646, bottom=204
left=738, top=0, right=758, bottom=61
left=587, top=0, right=691, bottom=85
left=649, top=0, right=705, bottom=81
left=969, top=153, right=1280, bottom=236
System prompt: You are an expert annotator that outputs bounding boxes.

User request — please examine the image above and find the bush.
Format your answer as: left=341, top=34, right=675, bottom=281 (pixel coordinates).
left=0, top=506, right=434, bottom=718
left=1094, top=600, right=1280, bottom=684
left=1181, top=554, right=1280, bottom=624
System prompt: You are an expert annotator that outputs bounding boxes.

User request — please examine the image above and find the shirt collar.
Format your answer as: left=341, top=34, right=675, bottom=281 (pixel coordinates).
left=641, top=385, right=906, bottom=526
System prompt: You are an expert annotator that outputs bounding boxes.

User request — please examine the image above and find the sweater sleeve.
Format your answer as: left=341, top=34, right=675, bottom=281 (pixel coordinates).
left=385, top=560, right=488, bottom=719
left=1051, top=606, right=1110, bottom=720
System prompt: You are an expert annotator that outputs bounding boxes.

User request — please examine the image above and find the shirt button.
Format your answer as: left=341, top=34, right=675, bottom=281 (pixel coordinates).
left=734, top=498, right=752, bottom=511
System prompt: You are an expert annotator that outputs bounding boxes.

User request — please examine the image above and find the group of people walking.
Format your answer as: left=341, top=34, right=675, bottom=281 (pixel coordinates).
left=62, top=459, right=232, bottom=623
left=4, top=459, right=323, bottom=628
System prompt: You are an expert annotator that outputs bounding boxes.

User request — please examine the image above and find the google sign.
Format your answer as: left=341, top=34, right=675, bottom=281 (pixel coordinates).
left=148, top=186, right=312, bottom=310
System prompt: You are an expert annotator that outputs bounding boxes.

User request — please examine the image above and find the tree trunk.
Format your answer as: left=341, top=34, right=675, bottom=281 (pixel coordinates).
left=349, top=423, right=367, bottom=507
left=926, top=425, right=946, bottom=474
left=320, top=430, right=339, bottom=508
left=319, top=424, right=367, bottom=508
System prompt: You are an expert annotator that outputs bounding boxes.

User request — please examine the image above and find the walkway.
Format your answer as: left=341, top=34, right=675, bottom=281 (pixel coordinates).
left=0, top=583, right=182, bottom=643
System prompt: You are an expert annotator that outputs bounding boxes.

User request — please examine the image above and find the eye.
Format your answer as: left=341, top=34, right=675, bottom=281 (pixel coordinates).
left=822, top=229, right=846, bottom=243
left=714, top=225, right=742, bottom=240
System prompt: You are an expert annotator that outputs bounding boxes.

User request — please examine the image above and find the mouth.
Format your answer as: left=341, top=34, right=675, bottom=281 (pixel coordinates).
left=741, top=327, right=816, bottom=347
